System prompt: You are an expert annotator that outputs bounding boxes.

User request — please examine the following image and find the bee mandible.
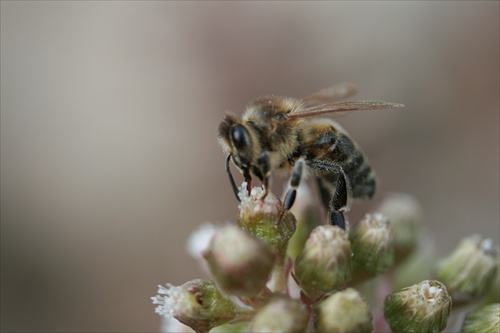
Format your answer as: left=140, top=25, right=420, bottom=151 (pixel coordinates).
left=218, top=83, right=403, bottom=229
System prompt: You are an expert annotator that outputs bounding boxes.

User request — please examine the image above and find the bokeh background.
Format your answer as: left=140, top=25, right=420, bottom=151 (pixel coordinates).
left=1, top=1, right=498, bottom=332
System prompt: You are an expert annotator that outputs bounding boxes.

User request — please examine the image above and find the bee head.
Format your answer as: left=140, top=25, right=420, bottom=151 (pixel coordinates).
left=218, top=114, right=254, bottom=173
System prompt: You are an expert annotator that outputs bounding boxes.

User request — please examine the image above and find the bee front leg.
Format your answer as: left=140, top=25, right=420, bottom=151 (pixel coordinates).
left=243, top=169, right=252, bottom=193
left=225, top=154, right=241, bottom=202
left=257, top=151, right=271, bottom=200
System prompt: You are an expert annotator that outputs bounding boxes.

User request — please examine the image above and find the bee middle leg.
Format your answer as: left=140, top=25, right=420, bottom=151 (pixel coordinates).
left=283, top=158, right=304, bottom=211
left=258, top=152, right=305, bottom=213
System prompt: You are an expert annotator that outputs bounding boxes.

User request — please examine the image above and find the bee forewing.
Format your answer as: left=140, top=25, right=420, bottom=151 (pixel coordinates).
left=302, top=83, right=359, bottom=105
left=288, top=101, right=404, bottom=119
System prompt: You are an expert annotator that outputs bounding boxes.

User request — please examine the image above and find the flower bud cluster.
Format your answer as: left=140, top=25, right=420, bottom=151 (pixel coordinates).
left=152, top=183, right=498, bottom=333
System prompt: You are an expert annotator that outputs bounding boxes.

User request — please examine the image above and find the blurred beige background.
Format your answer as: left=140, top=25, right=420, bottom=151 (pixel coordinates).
left=1, top=1, right=498, bottom=332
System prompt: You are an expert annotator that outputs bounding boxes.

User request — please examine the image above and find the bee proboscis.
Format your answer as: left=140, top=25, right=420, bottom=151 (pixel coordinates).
left=218, top=83, right=403, bottom=229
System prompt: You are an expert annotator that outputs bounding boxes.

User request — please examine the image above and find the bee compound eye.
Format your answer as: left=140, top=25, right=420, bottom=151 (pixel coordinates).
left=231, top=125, right=251, bottom=151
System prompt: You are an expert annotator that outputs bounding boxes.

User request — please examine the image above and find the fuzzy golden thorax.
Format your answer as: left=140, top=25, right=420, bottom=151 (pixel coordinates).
left=218, top=96, right=304, bottom=176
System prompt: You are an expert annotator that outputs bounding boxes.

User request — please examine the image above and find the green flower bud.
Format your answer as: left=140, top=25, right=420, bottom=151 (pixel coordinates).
left=293, top=225, right=352, bottom=302
left=151, top=279, right=253, bottom=333
left=287, top=183, right=321, bottom=260
left=248, top=295, right=309, bottom=332
left=384, top=280, right=451, bottom=333
left=350, top=213, right=394, bottom=283
left=204, top=225, right=275, bottom=297
left=462, top=303, right=500, bottom=333
left=436, top=235, right=498, bottom=303
left=237, top=184, right=296, bottom=265
left=315, top=288, right=373, bottom=333
left=377, top=193, right=421, bottom=264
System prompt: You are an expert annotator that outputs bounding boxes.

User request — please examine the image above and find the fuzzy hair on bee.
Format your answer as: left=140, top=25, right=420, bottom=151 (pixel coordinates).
left=218, top=83, right=403, bottom=229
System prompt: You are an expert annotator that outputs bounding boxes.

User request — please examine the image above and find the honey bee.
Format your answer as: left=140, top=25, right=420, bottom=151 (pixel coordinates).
left=218, top=83, right=403, bottom=229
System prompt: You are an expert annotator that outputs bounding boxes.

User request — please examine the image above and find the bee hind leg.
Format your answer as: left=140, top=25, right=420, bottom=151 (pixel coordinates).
left=312, top=162, right=350, bottom=230
left=329, top=170, right=349, bottom=230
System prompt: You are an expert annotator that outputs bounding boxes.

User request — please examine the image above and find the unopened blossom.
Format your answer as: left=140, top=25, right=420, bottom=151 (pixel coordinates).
left=384, top=280, right=451, bottom=333
left=204, top=224, right=275, bottom=297
left=237, top=183, right=297, bottom=293
left=248, top=295, right=309, bottom=332
left=436, top=235, right=498, bottom=303
left=237, top=183, right=296, bottom=264
left=286, top=182, right=321, bottom=261
left=377, top=193, right=421, bottom=264
left=461, top=303, right=500, bottom=333
left=350, top=213, right=394, bottom=282
left=316, top=288, right=373, bottom=333
left=293, top=225, right=352, bottom=302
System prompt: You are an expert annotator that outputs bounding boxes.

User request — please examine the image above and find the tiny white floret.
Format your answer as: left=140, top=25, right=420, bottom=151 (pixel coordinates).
left=151, top=284, right=182, bottom=317
left=186, top=222, right=220, bottom=260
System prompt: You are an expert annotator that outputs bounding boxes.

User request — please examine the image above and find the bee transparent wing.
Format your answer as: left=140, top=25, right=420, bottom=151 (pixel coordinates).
left=302, top=83, right=359, bottom=106
left=288, top=101, right=404, bottom=119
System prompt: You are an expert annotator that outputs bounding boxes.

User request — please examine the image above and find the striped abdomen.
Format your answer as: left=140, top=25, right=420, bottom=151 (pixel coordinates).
left=302, top=118, right=376, bottom=200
